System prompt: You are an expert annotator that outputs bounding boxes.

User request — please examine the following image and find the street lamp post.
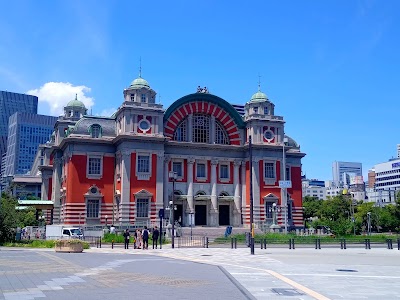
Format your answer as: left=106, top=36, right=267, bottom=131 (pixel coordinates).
left=269, top=203, right=280, bottom=232
left=169, top=171, right=177, bottom=249
left=282, top=137, right=288, bottom=234
left=249, top=135, right=255, bottom=255
left=189, top=212, right=194, bottom=240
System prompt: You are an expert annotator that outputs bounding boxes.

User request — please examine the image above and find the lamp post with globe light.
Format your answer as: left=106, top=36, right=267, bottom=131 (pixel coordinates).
left=168, top=171, right=178, bottom=249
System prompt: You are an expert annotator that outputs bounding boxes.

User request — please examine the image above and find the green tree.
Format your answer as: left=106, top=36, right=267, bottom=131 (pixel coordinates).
left=0, top=193, right=18, bottom=243
left=303, top=196, right=323, bottom=220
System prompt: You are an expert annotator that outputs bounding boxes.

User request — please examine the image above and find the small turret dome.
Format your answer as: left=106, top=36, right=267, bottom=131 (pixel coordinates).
left=250, top=91, right=269, bottom=102
left=66, top=94, right=86, bottom=108
left=130, top=77, right=150, bottom=89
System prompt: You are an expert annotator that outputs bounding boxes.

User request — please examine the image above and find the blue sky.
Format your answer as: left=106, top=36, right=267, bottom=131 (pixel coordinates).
left=1, top=0, right=399, bottom=181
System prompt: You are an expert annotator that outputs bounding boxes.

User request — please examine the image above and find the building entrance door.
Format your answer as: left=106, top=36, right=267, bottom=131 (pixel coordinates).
left=195, top=205, right=207, bottom=226
left=219, top=205, right=230, bottom=225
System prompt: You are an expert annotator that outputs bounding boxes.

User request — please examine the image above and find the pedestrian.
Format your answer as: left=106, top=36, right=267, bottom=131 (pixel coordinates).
left=123, top=229, right=130, bottom=249
left=142, top=226, right=149, bottom=250
left=136, top=229, right=142, bottom=249
left=152, top=226, right=160, bottom=249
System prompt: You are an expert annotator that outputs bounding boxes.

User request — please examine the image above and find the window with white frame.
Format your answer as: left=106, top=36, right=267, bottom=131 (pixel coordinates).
left=136, top=199, right=149, bottom=218
left=130, top=94, right=135, bottom=101
left=220, top=164, right=229, bottom=179
left=215, top=121, right=230, bottom=145
left=174, top=120, right=187, bottom=142
left=264, top=162, right=275, bottom=179
left=141, top=94, right=146, bottom=102
left=264, top=106, right=269, bottom=115
left=172, top=161, right=183, bottom=177
left=197, top=163, right=206, bottom=178
left=254, top=107, right=259, bottom=114
left=137, top=155, right=150, bottom=173
left=87, top=199, right=99, bottom=218
left=88, top=157, right=102, bottom=176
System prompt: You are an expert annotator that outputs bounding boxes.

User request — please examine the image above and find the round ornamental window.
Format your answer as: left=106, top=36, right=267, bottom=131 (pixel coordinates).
left=139, top=120, right=150, bottom=131
left=90, top=187, right=97, bottom=194
left=264, top=130, right=274, bottom=141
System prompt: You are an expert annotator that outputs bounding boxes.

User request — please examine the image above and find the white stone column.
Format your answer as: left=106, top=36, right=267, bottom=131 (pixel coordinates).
left=158, top=115, right=164, bottom=135
left=133, top=115, right=138, bottom=134
left=233, top=160, right=241, bottom=226
left=210, top=159, right=218, bottom=226
left=155, top=152, right=164, bottom=215
left=163, top=156, right=170, bottom=209
left=252, top=158, right=261, bottom=224
left=120, top=150, right=131, bottom=224
left=210, top=116, right=216, bottom=144
left=241, top=162, right=247, bottom=225
left=188, top=114, right=193, bottom=142
left=187, top=158, right=195, bottom=213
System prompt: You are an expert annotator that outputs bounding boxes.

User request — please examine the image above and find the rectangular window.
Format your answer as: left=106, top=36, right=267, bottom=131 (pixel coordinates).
left=254, top=107, right=258, bottom=114
left=137, top=155, right=150, bottom=173
left=87, top=199, right=99, bottom=218
left=172, top=162, right=183, bottom=177
left=264, top=107, right=269, bottom=115
left=264, top=162, right=275, bottom=179
left=130, top=95, right=135, bottom=101
left=286, top=166, right=290, bottom=180
left=88, top=157, right=101, bottom=175
left=220, top=164, right=229, bottom=179
left=141, top=94, right=146, bottom=102
left=136, top=199, right=149, bottom=218
left=197, top=163, right=206, bottom=178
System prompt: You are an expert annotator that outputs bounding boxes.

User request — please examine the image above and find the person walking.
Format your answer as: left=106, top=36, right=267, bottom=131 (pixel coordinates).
left=142, top=226, right=149, bottom=250
left=123, top=229, right=130, bottom=249
left=152, top=226, right=160, bottom=249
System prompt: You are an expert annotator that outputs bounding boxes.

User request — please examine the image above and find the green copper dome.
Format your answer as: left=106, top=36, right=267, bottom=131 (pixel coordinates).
left=66, top=94, right=86, bottom=108
left=130, top=77, right=150, bottom=89
left=250, top=91, right=268, bottom=102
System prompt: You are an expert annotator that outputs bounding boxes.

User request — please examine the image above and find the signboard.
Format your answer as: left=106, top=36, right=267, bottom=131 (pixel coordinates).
left=279, top=180, right=292, bottom=188
left=188, top=213, right=195, bottom=226
left=392, top=162, right=400, bottom=168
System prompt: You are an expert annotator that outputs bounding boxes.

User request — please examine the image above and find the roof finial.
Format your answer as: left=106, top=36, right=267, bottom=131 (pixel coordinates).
left=139, top=57, right=142, bottom=78
left=75, top=93, right=78, bottom=100
left=258, top=74, right=261, bottom=92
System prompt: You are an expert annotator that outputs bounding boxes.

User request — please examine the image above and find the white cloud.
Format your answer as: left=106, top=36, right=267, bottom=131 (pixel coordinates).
left=96, top=107, right=117, bottom=118
left=27, top=82, right=94, bottom=116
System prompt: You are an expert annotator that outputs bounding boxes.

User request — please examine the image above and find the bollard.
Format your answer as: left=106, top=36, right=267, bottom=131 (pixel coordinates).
left=263, top=239, right=267, bottom=250
left=99, top=237, right=102, bottom=248
left=96, top=237, right=98, bottom=248
left=289, top=238, right=295, bottom=250
left=365, top=238, right=371, bottom=250
left=234, top=238, right=237, bottom=249
left=398, top=238, right=400, bottom=250
left=340, top=238, right=347, bottom=249
left=112, top=240, right=114, bottom=249
left=206, top=237, right=209, bottom=248
left=387, top=239, right=393, bottom=250
left=315, top=238, right=321, bottom=249
left=231, top=238, right=234, bottom=249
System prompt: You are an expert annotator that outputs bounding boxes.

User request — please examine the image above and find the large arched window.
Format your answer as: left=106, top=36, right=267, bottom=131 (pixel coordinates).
left=193, top=114, right=210, bottom=143
left=215, top=120, right=229, bottom=144
left=173, top=120, right=187, bottom=141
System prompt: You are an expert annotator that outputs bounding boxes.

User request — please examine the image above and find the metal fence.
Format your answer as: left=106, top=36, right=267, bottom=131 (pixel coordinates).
left=176, top=236, right=207, bottom=248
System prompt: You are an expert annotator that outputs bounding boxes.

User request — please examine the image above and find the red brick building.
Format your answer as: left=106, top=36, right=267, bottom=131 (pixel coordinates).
left=39, top=76, right=305, bottom=229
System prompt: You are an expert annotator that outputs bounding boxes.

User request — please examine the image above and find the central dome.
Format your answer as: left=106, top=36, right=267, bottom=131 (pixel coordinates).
left=250, top=91, right=268, bottom=102
left=130, top=77, right=150, bottom=89
left=66, top=94, right=86, bottom=108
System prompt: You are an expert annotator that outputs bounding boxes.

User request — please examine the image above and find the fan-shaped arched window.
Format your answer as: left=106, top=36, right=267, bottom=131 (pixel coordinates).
left=215, top=120, right=230, bottom=145
left=90, top=124, right=102, bottom=138
left=193, top=114, right=210, bottom=143
left=174, top=120, right=187, bottom=142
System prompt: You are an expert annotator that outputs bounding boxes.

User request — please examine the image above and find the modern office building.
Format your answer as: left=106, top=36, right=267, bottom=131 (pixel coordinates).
left=38, top=75, right=306, bottom=228
left=0, top=91, right=38, bottom=180
left=374, top=158, right=400, bottom=192
left=332, top=161, right=362, bottom=186
left=397, top=144, right=400, bottom=158
left=3, top=112, right=57, bottom=176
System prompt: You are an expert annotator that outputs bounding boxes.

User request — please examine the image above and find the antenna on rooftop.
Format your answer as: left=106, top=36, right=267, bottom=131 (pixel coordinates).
left=139, top=57, right=142, bottom=78
left=258, top=73, right=261, bottom=91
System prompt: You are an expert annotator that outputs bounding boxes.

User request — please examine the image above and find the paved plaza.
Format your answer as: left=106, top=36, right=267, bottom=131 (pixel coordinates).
left=1, top=245, right=400, bottom=299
